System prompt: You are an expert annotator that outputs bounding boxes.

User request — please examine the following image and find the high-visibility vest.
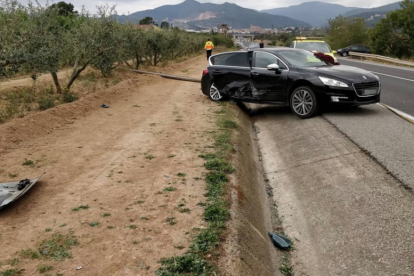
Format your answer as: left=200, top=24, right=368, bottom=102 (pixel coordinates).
left=205, top=41, right=214, bottom=50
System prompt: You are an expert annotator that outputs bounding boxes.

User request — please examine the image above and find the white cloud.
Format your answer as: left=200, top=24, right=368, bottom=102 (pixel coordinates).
left=18, top=0, right=400, bottom=15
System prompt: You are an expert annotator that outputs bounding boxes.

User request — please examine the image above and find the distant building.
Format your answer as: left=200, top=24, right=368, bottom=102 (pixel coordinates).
left=250, top=24, right=262, bottom=33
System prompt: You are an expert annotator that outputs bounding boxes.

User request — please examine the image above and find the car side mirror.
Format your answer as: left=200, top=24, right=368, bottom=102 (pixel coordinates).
left=267, top=63, right=280, bottom=71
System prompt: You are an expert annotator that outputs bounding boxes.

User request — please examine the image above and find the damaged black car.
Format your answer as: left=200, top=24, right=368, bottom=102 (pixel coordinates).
left=201, top=48, right=381, bottom=118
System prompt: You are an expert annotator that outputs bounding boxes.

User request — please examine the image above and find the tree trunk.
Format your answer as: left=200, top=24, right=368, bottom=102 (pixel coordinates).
left=51, top=72, right=62, bottom=94
left=65, top=60, right=90, bottom=91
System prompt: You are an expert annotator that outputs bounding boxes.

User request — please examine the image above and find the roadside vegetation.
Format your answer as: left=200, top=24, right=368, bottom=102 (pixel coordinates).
left=0, top=0, right=233, bottom=124
left=156, top=103, right=237, bottom=275
left=256, top=0, right=414, bottom=59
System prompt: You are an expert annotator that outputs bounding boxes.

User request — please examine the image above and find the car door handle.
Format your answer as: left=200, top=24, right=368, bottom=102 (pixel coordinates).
left=212, top=70, right=222, bottom=74
left=251, top=72, right=260, bottom=76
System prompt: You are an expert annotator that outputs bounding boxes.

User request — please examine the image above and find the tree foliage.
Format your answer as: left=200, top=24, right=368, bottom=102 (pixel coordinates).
left=369, top=0, right=414, bottom=58
left=0, top=0, right=233, bottom=92
left=326, top=15, right=368, bottom=50
left=139, top=16, right=154, bottom=25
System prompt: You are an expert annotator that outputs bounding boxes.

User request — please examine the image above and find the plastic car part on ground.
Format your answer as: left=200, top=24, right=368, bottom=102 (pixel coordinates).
left=0, top=173, right=45, bottom=209
left=101, top=104, right=110, bottom=108
left=268, top=232, right=292, bottom=249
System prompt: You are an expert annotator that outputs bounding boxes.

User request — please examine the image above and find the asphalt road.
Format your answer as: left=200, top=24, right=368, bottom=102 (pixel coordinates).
left=338, top=57, right=414, bottom=116
left=247, top=103, right=414, bottom=275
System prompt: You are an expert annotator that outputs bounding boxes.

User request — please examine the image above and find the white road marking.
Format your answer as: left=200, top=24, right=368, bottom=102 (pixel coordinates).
left=338, top=57, right=414, bottom=72
left=380, top=103, right=414, bottom=124
left=371, top=71, right=414, bottom=82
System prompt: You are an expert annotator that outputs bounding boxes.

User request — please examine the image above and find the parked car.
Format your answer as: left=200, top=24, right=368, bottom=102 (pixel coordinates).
left=337, top=45, right=371, bottom=57
left=290, top=37, right=337, bottom=62
left=201, top=48, right=381, bottom=119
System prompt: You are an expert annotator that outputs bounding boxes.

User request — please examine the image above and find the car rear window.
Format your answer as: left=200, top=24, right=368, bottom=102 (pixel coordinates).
left=295, top=42, right=331, bottom=53
left=210, top=52, right=249, bottom=67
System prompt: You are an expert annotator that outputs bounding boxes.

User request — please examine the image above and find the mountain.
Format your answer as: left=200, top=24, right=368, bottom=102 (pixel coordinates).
left=262, top=1, right=357, bottom=27
left=118, top=0, right=311, bottom=29
left=343, top=1, right=401, bottom=17
left=344, top=2, right=401, bottom=27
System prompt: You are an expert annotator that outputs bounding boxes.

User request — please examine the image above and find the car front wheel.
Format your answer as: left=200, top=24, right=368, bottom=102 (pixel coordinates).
left=342, top=52, right=348, bottom=57
left=290, top=86, right=318, bottom=119
left=209, top=83, right=225, bottom=101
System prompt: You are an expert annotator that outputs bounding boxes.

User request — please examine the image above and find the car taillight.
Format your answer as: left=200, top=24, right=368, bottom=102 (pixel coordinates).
left=202, top=69, right=208, bottom=77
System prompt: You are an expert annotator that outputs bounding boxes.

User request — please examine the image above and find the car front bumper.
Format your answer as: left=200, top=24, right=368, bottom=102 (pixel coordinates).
left=320, top=86, right=381, bottom=106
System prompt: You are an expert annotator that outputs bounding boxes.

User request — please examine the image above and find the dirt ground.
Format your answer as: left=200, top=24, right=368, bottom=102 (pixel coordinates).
left=0, top=54, right=221, bottom=275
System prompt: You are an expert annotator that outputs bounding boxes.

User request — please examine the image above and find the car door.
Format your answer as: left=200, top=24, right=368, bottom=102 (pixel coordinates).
left=209, top=52, right=251, bottom=98
left=250, top=51, right=289, bottom=102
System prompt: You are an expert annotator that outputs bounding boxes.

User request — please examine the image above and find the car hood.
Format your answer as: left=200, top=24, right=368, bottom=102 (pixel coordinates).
left=298, top=65, right=378, bottom=84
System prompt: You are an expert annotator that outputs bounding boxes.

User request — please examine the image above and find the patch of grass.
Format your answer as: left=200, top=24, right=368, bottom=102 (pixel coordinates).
left=177, top=173, right=186, bottom=177
left=145, top=154, right=155, bottom=160
left=59, top=224, right=67, bottom=227
left=133, top=104, right=140, bottom=107
left=8, top=173, right=18, bottom=178
left=71, top=205, right=89, bottom=212
left=220, top=119, right=238, bottom=129
left=38, top=94, right=56, bottom=110
left=156, top=103, right=236, bottom=275
left=205, top=158, right=234, bottom=173
left=179, top=208, right=191, bottom=214
left=101, top=213, right=111, bottom=217
left=38, top=264, right=53, bottom=273
left=20, top=249, right=40, bottom=259
left=279, top=253, right=293, bottom=275
left=61, top=91, right=78, bottom=103
left=128, top=225, right=137, bottom=229
left=175, top=118, right=183, bottom=122
left=45, top=228, right=52, bottom=232
left=132, top=240, right=139, bottom=245
left=107, top=226, right=116, bottom=229
left=39, top=233, right=78, bottom=261
left=163, top=187, right=177, bottom=192
left=165, top=217, right=177, bottom=225
left=0, top=269, right=23, bottom=276
left=22, top=158, right=34, bottom=166
left=178, top=203, right=186, bottom=207
left=168, top=154, right=176, bottom=158
left=174, top=245, right=185, bottom=250
left=88, top=222, right=99, bottom=227
left=140, top=217, right=148, bottom=221
left=8, top=258, right=20, bottom=266
left=134, top=200, right=144, bottom=204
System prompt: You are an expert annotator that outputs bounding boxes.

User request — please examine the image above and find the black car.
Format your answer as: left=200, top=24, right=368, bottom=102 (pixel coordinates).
left=337, top=45, right=371, bottom=57
left=201, top=48, right=380, bottom=118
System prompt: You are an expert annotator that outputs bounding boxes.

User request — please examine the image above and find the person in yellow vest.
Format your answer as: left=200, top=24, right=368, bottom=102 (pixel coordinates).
left=205, top=39, right=214, bottom=61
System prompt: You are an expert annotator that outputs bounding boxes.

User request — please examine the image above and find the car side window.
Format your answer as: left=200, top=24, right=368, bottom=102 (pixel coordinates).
left=351, top=46, right=358, bottom=51
left=210, top=53, right=249, bottom=67
left=254, top=52, right=287, bottom=70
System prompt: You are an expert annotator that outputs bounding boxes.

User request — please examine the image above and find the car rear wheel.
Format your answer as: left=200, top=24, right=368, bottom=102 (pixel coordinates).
left=342, top=52, right=348, bottom=57
left=290, top=86, right=318, bottom=119
left=209, top=83, right=224, bottom=101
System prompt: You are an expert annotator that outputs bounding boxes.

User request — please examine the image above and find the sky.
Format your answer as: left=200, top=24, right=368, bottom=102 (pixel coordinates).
left=20, top=0, right=399, bottom=15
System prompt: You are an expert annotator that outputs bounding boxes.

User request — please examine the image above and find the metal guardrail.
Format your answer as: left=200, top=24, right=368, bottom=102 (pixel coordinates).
left=349, top=52, right=414, bottom=67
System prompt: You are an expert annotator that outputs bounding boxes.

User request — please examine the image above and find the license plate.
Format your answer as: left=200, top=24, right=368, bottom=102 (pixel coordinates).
left=363, top=89, right=377, bottom=95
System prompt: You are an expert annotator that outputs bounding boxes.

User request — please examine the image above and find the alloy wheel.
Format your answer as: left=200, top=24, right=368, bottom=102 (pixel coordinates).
left=292, top=89, right=314, bottom=116
left=209, top=84, right=223, bottom=101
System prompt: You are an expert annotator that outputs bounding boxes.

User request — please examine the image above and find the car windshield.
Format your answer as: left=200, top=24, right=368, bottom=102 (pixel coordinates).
left=277, top=50, right=328, bottom=67
left=295, top=42, right=331, bottom=53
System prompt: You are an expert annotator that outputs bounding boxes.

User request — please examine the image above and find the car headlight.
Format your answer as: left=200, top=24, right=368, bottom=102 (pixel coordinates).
left=319, top=76, right=348, bottom=87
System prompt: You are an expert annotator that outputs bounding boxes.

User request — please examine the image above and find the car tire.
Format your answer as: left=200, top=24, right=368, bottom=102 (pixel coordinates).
left=209, top=83, right=225, bottom=102
left=290, top=86, right=318, bottom=119
left=342, top=52, right=348, bottom=57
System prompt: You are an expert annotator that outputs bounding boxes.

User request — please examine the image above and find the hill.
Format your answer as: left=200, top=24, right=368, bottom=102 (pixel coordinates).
left=118, top=0, right=311, bottom=29
left=262, top=1, right=357, bottom=27
left=343, top=1, right=401, bottom=17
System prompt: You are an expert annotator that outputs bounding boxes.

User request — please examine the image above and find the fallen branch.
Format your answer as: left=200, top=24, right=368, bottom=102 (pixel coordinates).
left=129, top=69, right=201, bottom=83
